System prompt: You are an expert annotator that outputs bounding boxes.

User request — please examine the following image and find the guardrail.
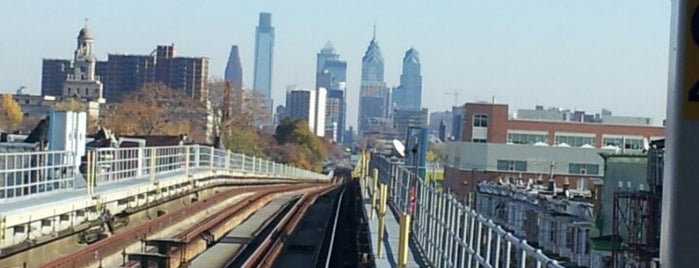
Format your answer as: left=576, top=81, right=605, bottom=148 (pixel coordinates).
left=369, top=154, right=564, bottom=268
left=0, top=150, right=75, bottom=200
left=0, top=145, right=329, bottom=201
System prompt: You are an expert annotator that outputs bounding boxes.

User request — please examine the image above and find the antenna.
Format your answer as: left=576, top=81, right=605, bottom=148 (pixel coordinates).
left=444, top=91, right=459, bottom=107
left=372, top=24, right=377, bottom=40
left=84, top=18, right=89, bottom=27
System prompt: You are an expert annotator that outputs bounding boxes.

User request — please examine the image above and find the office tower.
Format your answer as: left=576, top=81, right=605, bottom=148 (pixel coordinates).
left=315, top=41, right=347, bottom=142
left=225, top=45, right=243, bottom=91
left=253, top=12, right=275, bottom=119
left=359, top=28, right=390, bottom=135
left=154, top=45, right=210, bottom=102
left=285, top=88, right=326, bottom=137
left=392, top=48, right=422, bottom=111
left=41, top=59, right=72, bottom=97
left=102, top=54, right=156, bottom=102
left=62, top=25, right=104, bottom=102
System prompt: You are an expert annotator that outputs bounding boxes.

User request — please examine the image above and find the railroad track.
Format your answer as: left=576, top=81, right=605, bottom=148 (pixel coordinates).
left=39, top=183, right=321, bottom=268
left=238, top=184, right=340, bottom=267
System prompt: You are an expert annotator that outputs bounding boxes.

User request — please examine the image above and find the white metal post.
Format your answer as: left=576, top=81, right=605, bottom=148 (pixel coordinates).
left=149, top=148, right=156, bottom=183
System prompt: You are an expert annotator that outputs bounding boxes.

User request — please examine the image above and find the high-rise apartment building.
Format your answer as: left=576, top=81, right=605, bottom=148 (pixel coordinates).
left=41, top=29, right=208, bottom=103
left=225, top=45, right=243, bottom=91
left=253, top=12, right=275, bottom=119
left=154, top=45, right=209, bottom=102
left=359, top=29, right=390, bottom=135
left=315, top=42, right=347, bottom=142
left=285, top=87, right=326, bottom=137
left=41, top=59, right=72, bottom=97
left=101, top=54, right=155, bottom=102
left=392, top=48, right=422, bottom=111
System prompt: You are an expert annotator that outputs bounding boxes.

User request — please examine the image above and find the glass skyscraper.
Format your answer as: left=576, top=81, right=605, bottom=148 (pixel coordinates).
left=253, top=12, right=274, bottom=120
left=225, top=45, right=243, bottom=91
left=392, top=48, right=422, bottom=111
left=359, top=30, right=390, bottom=135
left=316, top=42, right=347, bottom=142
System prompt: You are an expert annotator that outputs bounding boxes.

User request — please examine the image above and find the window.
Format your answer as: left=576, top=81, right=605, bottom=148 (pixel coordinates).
left=569, top=163, right=600, bottom=175
left=472, top=138, right=487, bottom=143
left=497, top=160, right=527, bottom=171
left=473, top=114, right=488, bottom=127
left=555, top=135, right=596, bottom=147
left=507, top=132, right=548, bottom=145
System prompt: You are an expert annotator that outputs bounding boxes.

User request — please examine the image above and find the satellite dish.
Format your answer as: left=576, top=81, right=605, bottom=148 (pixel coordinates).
left=392, top=139, right=406, bottom=157
left=643, top=138, right=650, bottom=151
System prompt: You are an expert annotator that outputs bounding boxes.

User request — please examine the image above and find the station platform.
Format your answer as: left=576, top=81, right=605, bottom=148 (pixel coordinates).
left=363, top=185, right=425, bottom=268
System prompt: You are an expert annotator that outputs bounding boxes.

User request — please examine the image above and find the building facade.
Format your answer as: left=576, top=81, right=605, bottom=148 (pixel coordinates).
left=253, top=12, right=275, bottom=119
left=61, top=26, right=104, bottom=103
left=392, top=48, right=422, bottom=111
left=460, top=102, right=664, bottom=149
left=101, top=54, right=156, bottom=102
left=443, top=141, right=613, bottom=201
left=41, top=59, right=72, bottom=97
left=224, top=45, right=243, bottom=91
left=285, top=88, right=326, bottom=137
left=153, top=45, right=209, bottom=102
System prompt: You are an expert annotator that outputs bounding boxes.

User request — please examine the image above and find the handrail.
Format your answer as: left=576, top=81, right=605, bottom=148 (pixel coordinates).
left=0, top=145, right=331, bottom=202
left=369, top=154, right=565, bottom=268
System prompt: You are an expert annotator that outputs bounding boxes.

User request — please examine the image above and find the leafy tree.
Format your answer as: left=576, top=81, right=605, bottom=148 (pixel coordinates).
left=273, top=118, right=327, bottom=172
left=101, top=83, right=207, bottom=141
left=0, top=94, right=24, bottom=131
left=52, top=98, right=85, bottom=112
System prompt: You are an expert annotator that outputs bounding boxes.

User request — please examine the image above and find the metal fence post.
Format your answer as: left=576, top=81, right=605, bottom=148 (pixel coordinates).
left=398, top=213, right=411, bottom=268
left=371, top=168, right=378, bottom=220
left=225, top=150, right=230, bottom=170
left=149, top=147, right=156, bottom=183
left=377, top=183, right=388, bottom=258
left=184, top=146, right=190, bottom=179
left=209, top=147, right=214, bottom=169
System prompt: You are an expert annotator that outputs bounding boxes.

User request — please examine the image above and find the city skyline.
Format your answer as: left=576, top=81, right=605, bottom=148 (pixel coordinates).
left=0, top=1, right=671, bottom=129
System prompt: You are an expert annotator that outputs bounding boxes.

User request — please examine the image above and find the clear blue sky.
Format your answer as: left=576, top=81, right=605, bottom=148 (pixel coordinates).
left=0, top=0, right=671, bottom=128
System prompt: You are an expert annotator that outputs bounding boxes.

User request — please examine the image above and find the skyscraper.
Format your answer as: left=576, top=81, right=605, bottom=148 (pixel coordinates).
left=392, top=48, right=422, bottom=111
left=225, top=45, right=243, bottom=91
left=253, top=12, right=275, bottom=119
left=358, top=28, right=390, bottom=135
left=315, top=41, right=347, bottom=142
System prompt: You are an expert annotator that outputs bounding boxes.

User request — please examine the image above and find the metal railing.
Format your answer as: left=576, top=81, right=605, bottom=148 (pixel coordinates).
left=371, top=154, right=564, bottom=268
left=1, top=145, right=329, bottom=201
left=0, top=150, right=75, bottom=200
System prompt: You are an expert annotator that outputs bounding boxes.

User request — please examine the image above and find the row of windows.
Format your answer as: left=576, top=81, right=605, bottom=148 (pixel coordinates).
left=554, top=135, right=596, bottom=147
left=507, top=133, right=548, bottom=144
left=602, top=137, right=645, bottom=150
left=497, top=160, right=527, bottom=171
left=569, top=163, right=599, bottom=175
left=494, top=160, right=598, bottom=175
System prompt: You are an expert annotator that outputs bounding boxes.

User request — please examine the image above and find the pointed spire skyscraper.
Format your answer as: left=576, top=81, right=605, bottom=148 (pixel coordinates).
left=358, top=27, right=390, bottom=135
left=224, top=45, right=243, bottom=91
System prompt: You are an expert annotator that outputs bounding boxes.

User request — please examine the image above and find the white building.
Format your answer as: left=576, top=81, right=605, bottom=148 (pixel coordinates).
left=285, top=87, right=326, bottom=137
left=62, top=25, right=105, bottom=104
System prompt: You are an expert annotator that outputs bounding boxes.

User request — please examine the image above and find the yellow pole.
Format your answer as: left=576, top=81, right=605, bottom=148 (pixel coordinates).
left=377, top=183, right=388, bottom=258
left=398, top=213, right=411, bottom=268
left=371, top=168, right=378, bottom=219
